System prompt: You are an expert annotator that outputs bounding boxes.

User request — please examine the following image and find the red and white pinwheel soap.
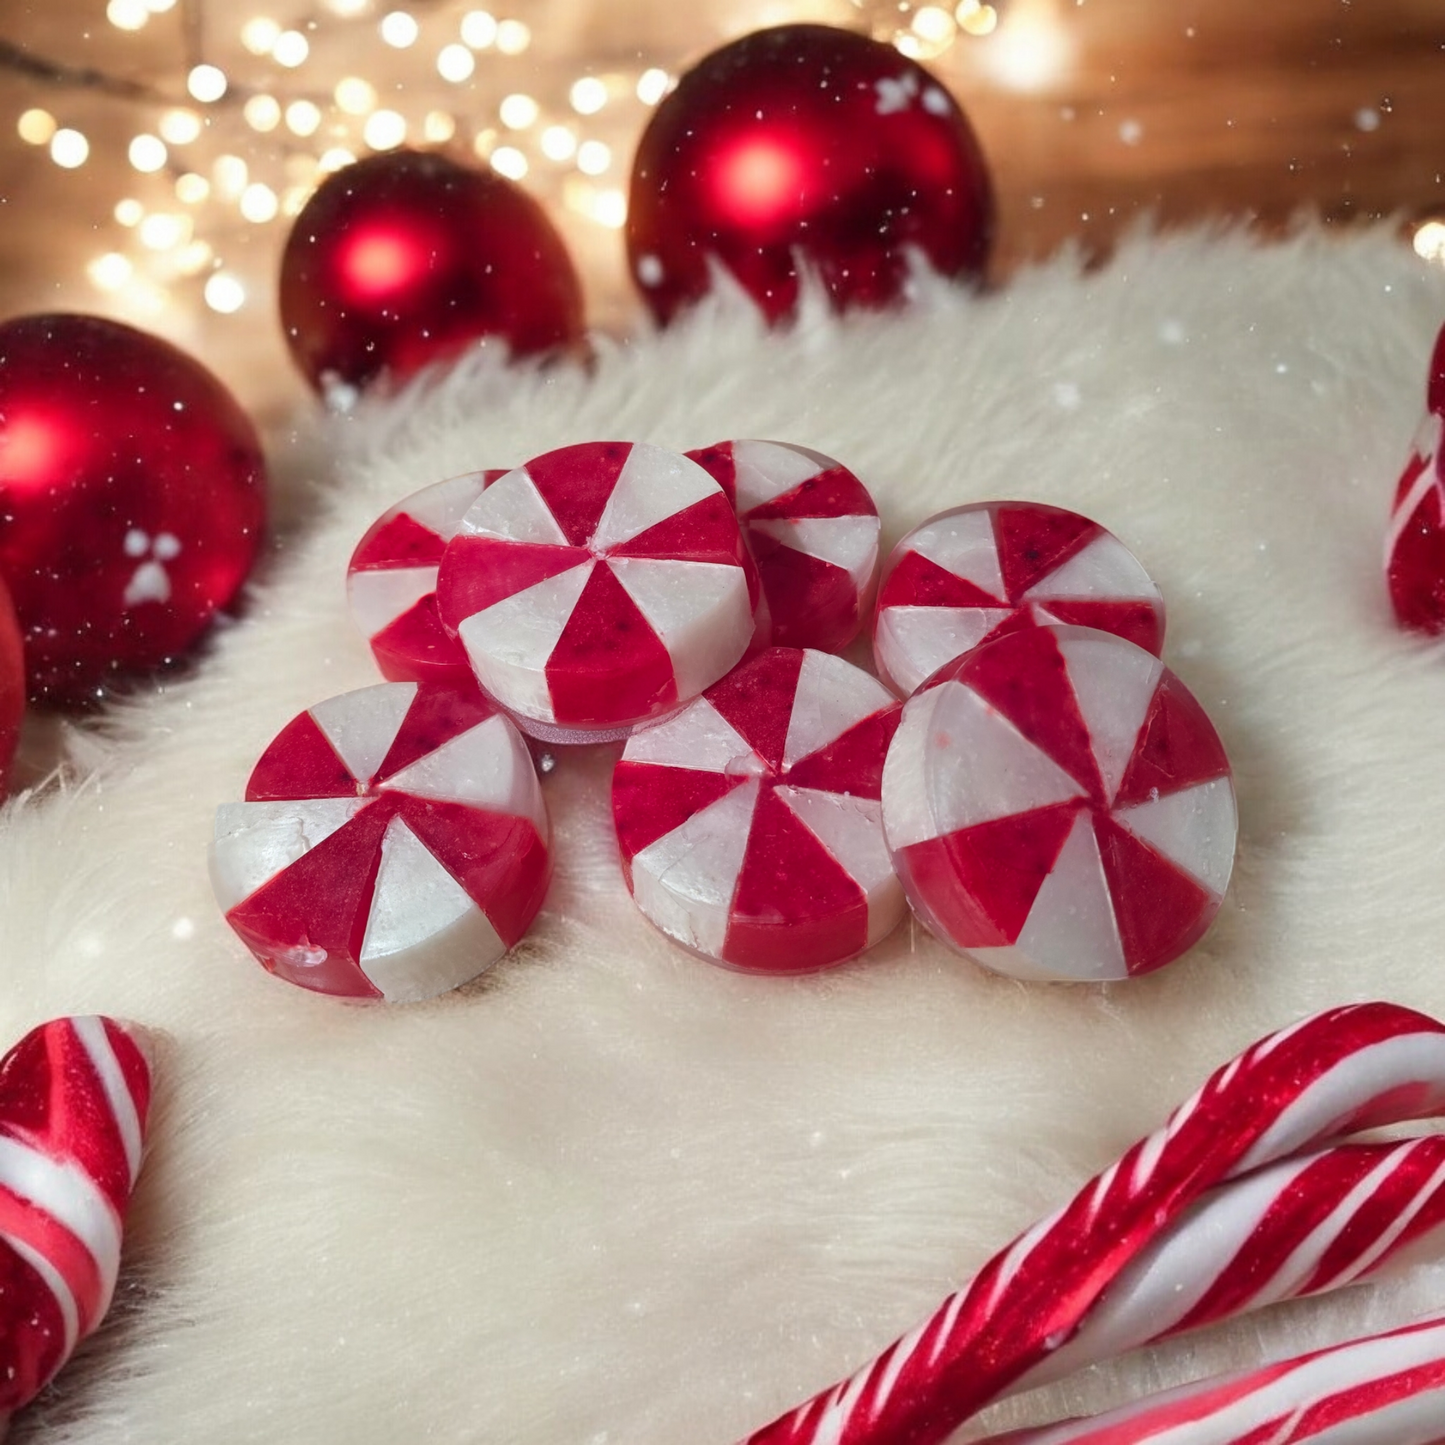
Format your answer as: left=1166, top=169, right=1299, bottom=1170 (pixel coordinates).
left=211, top=680, right=550, bottom=1002
left=0, top=1016, right=152, bottom=1422
left=436, top=441, right=755, bottom=741
left=613, top=646, right=905, bottom=973
left=1386, top=321, right=1445, bottom=633
left=347, top=468, right=506, bottom=684
left=873, top=500, right=1165, bottom=696
left=687, top=439, right=881, bottom=653
left=882, top=625, right=1234, bottom=982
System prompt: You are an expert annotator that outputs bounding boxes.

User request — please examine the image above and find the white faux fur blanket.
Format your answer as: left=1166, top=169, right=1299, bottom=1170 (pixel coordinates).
left=3, top=226, right=1445, bottom=1443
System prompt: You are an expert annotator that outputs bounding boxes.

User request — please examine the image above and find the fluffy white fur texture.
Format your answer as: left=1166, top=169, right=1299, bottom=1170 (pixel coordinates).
left=3, top=227, right=1445, bottom=1444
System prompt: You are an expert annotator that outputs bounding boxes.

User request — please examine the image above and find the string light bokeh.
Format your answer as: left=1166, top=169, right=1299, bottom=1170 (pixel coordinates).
left=5, top=2, right=1008, bottom=341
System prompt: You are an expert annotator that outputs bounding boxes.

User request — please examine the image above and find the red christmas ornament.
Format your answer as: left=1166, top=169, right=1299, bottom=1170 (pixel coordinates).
left=627, top=24, right=994, bottom=325
left=279, top=150, right=586, bottom=399
left=0, top=576, right=22, bottom=795
left=0, top=315, right=267, bottom=706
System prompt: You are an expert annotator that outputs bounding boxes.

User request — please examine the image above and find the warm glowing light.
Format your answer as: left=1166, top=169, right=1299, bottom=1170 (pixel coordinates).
left=325, top=0, right=368, bottom=14
left=51, top=129, right=89, bottom=168
left=213, top=155, right=249, bottom=199
left=188, top=65, right=228, bottom=102
left=364, top=110, right=407, bottom=150
left=245, top=95, right=281, bottom=132
left=160, top=108, right=202, bottom=145
left=570, top=77, right=607, bottom=115
left=205, top=273, right=246, bottom=313
left=17, top=109, right=56, bottom=145
left=380, top=10, right=418, bottom=46
left=286, top=101, right=322, bottom=137
left=717, top=136, right=805, bottom=225
left=540, top=124, right=576, bottom=162
left=241, top=16, right=281, bottom=54
left=959, top=3, right=998, bottom=35
left=913, top=5, right=956, bottom=42
left=424, top=111, right=455, bottom=142
left=335, top=77, right=377, bottom=114
left=241, top=183, right=279, bottom=222
left=128, top=134, right=167, bottom=172
left=106, top=0, right=149, bottom=30
left=343, top=228, right=423, bottom=296
left=471, top=128, right=497, bottom=158
left=577, top=140, right=611, bottom=175
left=144, top=0, right=176, bottom=14
left=894, top=34, right=924, bottom=59
left=495, top=18, right=529, bottom=54
left=1415, top=221, right=1445, bottom=265
left=88, top=253, right=133, bottom=291
left=115, top=198, right=144, bottom=225
left=437, top=43, right=475, bottom=82
left=490, top=146, right=528, bottom=180
left=461, top=10, right=496, bottom=47
left=319, top=147, right=357, bottom=172
left=984, top=4, right=1067, bottom=87
left=272, top=30, right=309, bottom=66
left=283, top=185, right=312, bottom=216
left=592, top=188, right=627, bottom=228
left=637, top=68, right=671, bottom=105
left=175, top=172, right=210, bottom=204
left=139, top=212, right=188, bottom=249
left=174, top=240, right=213, bottom=275
left=499, top=94, right=539, bottom=129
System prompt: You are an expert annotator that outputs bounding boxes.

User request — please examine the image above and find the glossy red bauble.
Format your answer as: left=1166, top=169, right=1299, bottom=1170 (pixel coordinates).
left=627, top=24, right=994, bottom=325
left=0, top=576, right=22, bottom=794
left=0, top=315, right=267, bottom=706
left=279, top=150, right=586, bottom=398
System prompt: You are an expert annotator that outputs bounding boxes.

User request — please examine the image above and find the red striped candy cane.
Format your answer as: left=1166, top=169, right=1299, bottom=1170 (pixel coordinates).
left=740, top=1003, right=1445, bottom=1445
left=984, top=1313, right=1445, bottom=1444
left=0, top=1016, right=153, bottom=1423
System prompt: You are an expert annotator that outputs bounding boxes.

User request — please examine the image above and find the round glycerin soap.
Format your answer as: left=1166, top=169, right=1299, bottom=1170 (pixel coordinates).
left=613, top=646, right=905, bottom=973
left=347, top=469, right=507, bottom=684
left=211, top=680, right=550, bottom=1002
left=873, top=500, right=1165, bottom=696
left=436, top=441, right=755, bottom=742
left=687, top=439, right=880, bottom=654
left=882, top=625, right=1235, bottom=982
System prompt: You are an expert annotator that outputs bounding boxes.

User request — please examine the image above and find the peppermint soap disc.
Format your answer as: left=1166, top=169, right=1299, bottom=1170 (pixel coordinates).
left=882, top=625, right=1235, bottom=982
left=873, top=500, right=1165, bottom=697
left=687, top=439, right=881, bottom=653
left=612, top=647, right=905, bottom=973
left=436, top=441, right=755, bottom=743
left=210, top=681, right=551, bottom=1002
left=347, top=468, right=507, bottom=684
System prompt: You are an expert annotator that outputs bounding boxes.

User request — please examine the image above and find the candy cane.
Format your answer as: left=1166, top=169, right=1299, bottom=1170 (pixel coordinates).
left=983, top=1313, right=1445, bottom=1444
left=0, top=1016, right=153, bottom=1424
left=740, top=1003, right=1445, bottom=1445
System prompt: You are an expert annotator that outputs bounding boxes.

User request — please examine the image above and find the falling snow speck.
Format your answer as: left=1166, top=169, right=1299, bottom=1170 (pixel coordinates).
left=1355, top=107, right=1381, bottom=132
